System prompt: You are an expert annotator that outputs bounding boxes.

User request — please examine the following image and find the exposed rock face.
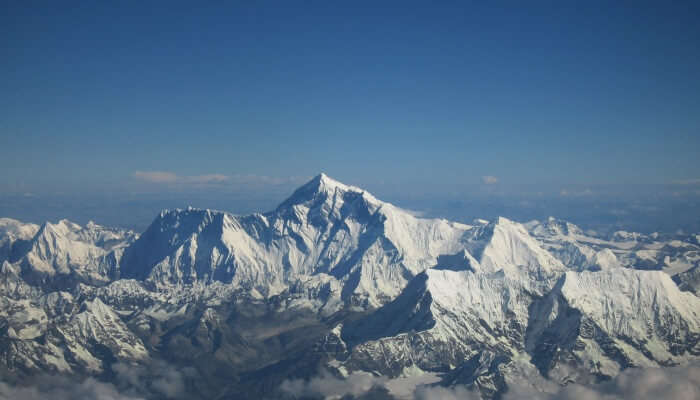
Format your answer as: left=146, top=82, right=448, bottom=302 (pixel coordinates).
left=674, top=265, right=700, bottom=296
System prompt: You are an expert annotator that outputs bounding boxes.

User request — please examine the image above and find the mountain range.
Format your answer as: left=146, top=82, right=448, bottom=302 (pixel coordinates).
left=1, top=174, right=699, bottom=399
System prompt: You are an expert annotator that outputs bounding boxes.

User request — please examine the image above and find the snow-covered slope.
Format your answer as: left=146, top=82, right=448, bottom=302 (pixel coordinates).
left=528, top=268, right=700, bottom=383
left=0, top=290, right=148, bottom=376
left=6, top=219, right=137, bottom=286
left=341, top=268, right=537, bottom=375
left=528, top=217, right=700, bottom=274
left=464, top=217, right=565, bottom=282
left=337, top=262, right=700, bottom=397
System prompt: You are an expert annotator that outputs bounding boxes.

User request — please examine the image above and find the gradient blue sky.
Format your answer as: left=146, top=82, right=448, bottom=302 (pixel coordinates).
left=3, top=1, right=699, bottom=191
left=2, top=2, right=700, bottom=231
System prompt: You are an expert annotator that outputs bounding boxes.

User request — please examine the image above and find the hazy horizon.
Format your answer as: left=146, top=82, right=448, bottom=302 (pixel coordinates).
left=2, top=172, right=699, bottom=236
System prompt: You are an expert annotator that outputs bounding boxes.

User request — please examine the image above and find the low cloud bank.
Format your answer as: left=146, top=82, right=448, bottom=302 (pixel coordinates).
left=281, top=363, right=700, bottom=400
left=523, top=362, right=700, bottom=400
left=0, top=360, right=198, bottom=400
left=111, top=360, right=197, bottom=399
left=2, top=361, right=698, bottom=399
left=414, top=385, right=481, bottom=400
left=481, top=176, right=499, bottom=185
left=0, top=376, right=142, bottom=400
left=281, top=369, right=388, bottom=398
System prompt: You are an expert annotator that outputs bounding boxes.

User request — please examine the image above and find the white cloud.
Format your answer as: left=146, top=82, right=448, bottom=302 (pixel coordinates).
left=482, top=175, right=499, bottom=184
left=0, top=376, right=144, bottom=400
left=111, top=360, right=196, bottom=399
left=280, top=369, right=387, bottom=398
left=186, top=174, right=229, bottom=184
left=280, top=363, right=700, bottom=400
left=414, top=385, right=482, bottom=400
left=504, top=362, right=700, bottom=400
left=0, top=359, right=201, bottom=400
left=133, top=171, right=179, bottom=183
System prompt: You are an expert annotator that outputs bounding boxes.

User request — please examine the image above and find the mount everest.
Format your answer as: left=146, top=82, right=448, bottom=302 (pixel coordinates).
left=1, top=174, right=699, bottom=399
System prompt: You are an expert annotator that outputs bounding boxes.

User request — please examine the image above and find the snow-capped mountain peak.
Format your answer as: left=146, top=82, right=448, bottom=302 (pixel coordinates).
left=464, top=217, right=565, bottom=281
left=3, top=219, right=136, bottom=286
left=117, top=175, right=609, bottom=307
left=118, top=175, right=474, bottom=306
left=275, top=173, right=383, bottom=216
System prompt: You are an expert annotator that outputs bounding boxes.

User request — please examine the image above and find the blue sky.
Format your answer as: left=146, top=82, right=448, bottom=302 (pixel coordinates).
left=2, top=2, right=700, bottom=231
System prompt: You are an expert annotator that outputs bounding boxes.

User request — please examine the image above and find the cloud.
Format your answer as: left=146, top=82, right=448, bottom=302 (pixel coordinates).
left=281, top=370, right=483, bottom=400
left=482, top=176, right=499, bottom=184
left=0, top=376, right=144, bottom=400
left=187, top=174, right=230, bottom=184
left=280, top=363, right=700, bottom=400
left=13, top=362, right=691, bottom=400
left=0, top=360, right=199, bottom=400
left=414, top=385, right=481, bottom=400
left=280, top=369, right=388, bottom=398
left=504, top=362, right=700, bottom=400
left=133, top=171, right=179, bottom=183
left=111, top=360, right=197, bottom=399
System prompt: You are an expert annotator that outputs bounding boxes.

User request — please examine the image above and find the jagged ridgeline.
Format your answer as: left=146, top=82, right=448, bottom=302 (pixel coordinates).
left=1, top=174, right=699, bottom=399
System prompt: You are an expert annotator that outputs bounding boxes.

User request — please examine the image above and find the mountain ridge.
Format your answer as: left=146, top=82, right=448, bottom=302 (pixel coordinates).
left=0, top=174, right=699, bottom=399
left=119, top=174, right=474, bottom=307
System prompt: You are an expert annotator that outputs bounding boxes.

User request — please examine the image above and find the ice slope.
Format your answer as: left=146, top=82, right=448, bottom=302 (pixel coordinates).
left=528, top=268, right=700, bottom=383
left=339, top=256, right=700, bottom=395
left=338, top=215, right=569, bottom=378
left=339, top=232, right=566, bottom=372
left=341, top=215, right=569, bottom=353
left=464, top=217, right=565, bottom=282
left=341, top=268, right=538, bottom=376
